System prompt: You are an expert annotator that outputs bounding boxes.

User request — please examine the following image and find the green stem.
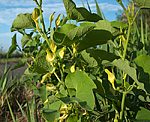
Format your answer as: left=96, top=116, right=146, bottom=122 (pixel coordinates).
left=127, top=81, right=136, bottom=92
left=39, top=7, right=46, bottom=34
left=122, top=23, right=131, bottom=60
left=54, top=72, right=61, bottom=83
left=120, top=92, right=127, bottom=121
left=34, top=2, right=50, bottom=48
left=119, top=23, right=131, bottom=121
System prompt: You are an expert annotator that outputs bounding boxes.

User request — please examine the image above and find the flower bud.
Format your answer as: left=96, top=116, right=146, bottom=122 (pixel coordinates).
left=55, top=14, right=61, bottom=28
left=49, top=12, right=55, bottom=23
left=32, top=8, right=40, bottom=21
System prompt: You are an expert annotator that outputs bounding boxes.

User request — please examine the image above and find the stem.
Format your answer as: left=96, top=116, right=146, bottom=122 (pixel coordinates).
left=120, top=92, right=127, bottom=121
left=54, top=72, right=61, bottom=82
left=40, top=9, right=46, bottom=34
left=119, top=24, right=131, bottom=121
left=122, top=23, right=131, bottom=60
left=34, top=2, right=51, bottom=48
left=127, top=81, right=136, bottom=92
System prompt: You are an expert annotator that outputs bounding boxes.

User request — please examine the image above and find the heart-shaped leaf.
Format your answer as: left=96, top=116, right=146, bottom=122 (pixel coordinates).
left=65, top=70, right=96, bottom=109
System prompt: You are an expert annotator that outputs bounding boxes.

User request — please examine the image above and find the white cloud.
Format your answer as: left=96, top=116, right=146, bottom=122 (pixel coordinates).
left=0, top=1, right=122, bottom=25
left=0, top=8, right=34, bottom=25
left=93, top=3, right=122, bottom=11
left=0, top=0, right=35, bottom=7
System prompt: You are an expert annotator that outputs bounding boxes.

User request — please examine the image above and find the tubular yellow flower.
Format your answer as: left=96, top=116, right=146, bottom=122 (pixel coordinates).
left=46, top=49, right=55, bottom=63
left=72, top=43, right=77, bottom=54
left=46, top=84, right=56, bottom=92
left=70, top=64, right=75, bottom=73
left=40, top=73, right=51, bottom=83
left=105, top=69, right=116, bottom=90
left=50, top=40, right=57, bottom=53
left=59, top=47, right=65, bottom=59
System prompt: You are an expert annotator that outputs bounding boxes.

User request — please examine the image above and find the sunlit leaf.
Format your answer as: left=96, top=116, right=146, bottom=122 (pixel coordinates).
left=113, top=59, right=144, bottom=90
left=65, top=70, right=96, bottom=109
left=136, top=107, right=150, bottom=120
left=134, top=55, right=150, bottom=75
left=53, top=24, right=95, bottom=46
left=11, top=13, right=35, bottom=31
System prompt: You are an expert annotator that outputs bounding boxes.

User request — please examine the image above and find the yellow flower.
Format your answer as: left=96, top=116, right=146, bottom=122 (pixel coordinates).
left=72, top=43, right=77, bottom=54
left=40, top=73, right=51, bottom=83
left=46, top=49, right=55, bottom=63
left=50, top=40, right=57, bottom=53
left=70, top=64, right=75, bottom=73
left=59, top=47, right=65, bottom=59
left=105, top=69, right=116, bottom=90
left=46, top=83, right=56, bottom=91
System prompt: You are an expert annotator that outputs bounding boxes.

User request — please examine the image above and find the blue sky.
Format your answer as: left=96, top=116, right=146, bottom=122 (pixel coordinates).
left=0, top=0, right=124, bottom=51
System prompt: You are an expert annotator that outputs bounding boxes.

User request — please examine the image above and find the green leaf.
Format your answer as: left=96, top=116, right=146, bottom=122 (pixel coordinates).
left=134, top=0, right=150, bottom=8
left=81, top=50, right=98, bottom=67
left=86, top=49, right=119, bottom=64
left=49, top=100, right=62, bottom=110
left=113, top=59, right=144, bottom=90
left=53, top=32, right=72, bottom=46
left=77, top=30, right=113, bottom=51
left=95, top=20, right=114, bottom=33
left=42, top=109, right=59, bottom=122
left=39, top=85, right=47, bottom=102
left=21, top=34, right=32, bottom=48
left=111, top=21, right=127, bottom=29
left=42, top=100, right=62, bottom=121
left=53, top=24, right=95, bottom=46
left=68, top=25, right=95, bottom=40
left=113, top=59, right=138, bottom=82
left=80, top=22, right=95, bottom=27
left=134, top=55, right=150, bottom=75
left=57, top=24, right=77, bottom=34
left=30, top=50, right=51, bottom=74
left=65, top=70, right=96, bottom=109
left=136, top=107, right=150, bottom=120
left=67, top=114, right=78, bottom=122
left=136, top=64, right=150, bottom=94
left=53, top=24, right=77, bottom=46
left=11, top=13, right=35, bottom=31
left=8, top=34, right=17, bottom=56
left=63, top=0, right=102, bottom=22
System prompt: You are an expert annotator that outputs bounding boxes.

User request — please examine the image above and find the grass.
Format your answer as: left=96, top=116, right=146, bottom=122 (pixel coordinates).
left=0, top=58, right=27, bottom=63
